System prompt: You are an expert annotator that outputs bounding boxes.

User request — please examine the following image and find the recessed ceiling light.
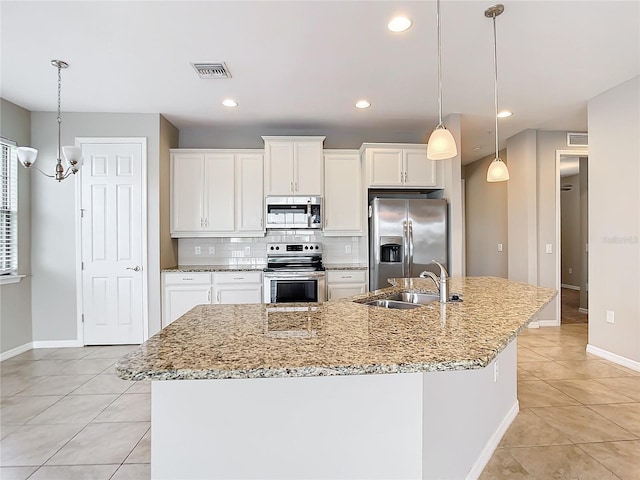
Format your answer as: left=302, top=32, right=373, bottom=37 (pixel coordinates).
left=497, top=110, right=513, bottom=118
left=222, top=98, right=238, bottom=108
left=388, top=16, right=412, bottom=32
left=355, top=100, right=371, bottom=109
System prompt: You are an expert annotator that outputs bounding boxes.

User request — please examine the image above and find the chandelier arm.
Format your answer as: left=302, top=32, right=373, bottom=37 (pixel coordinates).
left=436, top=0, right=443, bottom=127
left=30, top=165, right=56, bottom=179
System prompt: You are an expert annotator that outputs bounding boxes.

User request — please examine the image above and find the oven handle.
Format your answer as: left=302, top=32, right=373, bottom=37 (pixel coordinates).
left=264, top=272, right=326, bottom=280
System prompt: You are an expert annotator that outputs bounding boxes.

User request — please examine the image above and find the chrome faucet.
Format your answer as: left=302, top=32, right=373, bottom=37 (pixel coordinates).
left=419, top=260, right=449, bottom=303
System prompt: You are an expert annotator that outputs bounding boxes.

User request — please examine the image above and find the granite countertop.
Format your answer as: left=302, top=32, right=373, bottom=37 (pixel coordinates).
left=323, top=264, right=368, bottom=271
left=117, top=277, right=556, bottom=381
left=163, top=265, right=266, bottom=272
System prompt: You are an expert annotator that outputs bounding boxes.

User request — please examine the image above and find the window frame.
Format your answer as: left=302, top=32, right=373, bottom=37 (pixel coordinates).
left=0, top=137, right=20, bottom=281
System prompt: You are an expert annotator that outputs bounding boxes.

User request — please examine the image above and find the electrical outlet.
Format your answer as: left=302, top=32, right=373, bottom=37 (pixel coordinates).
left=208, top=246, right=215, bottom=255
left=568, top=267, right=572, bottom=274
left=244, top=246, right=251, bottom=256
left=606, top=310, right=615, bottom=324
left=345, top=245, right=352, bottom=254
left=545, top=244, right=553, bottom=254
left=194, top=245, right=201, bottom=255
left=497, top=243, right=503, bottom=252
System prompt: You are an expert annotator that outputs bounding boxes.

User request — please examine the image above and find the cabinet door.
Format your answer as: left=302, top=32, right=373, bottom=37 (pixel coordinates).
left=205, top=153, right=235, bottom=232
left=404, top=148, right=438, bottom=187
left=163, top=286, right=211, bottom=327
left=237, top=153, right=264, bottom=233
left=215, top=285, right=262, bottom=304
left=324, top=152, right=362, bottom=235
left=171, top=154, right=205, bottom=234
left=294, top=141, right=323, bottom=195
left=328, top=284, right=366, bottom=301
left=368, top=149, right=404, bottom=186
left=264, top=141, right=295, bottom=195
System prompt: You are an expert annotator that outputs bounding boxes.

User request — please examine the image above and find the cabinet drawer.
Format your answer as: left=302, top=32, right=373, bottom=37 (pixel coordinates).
left=214, top=272, right=262, bottom=285
left=326, top=270, right=366, bottom=284
left=163, top=272, right=212, bottom=285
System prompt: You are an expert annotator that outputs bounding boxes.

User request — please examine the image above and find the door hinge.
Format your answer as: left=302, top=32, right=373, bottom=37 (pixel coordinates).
left=81, top=262, right=84, bottom=270
left=80, top=209, right=85, bottom=218
left=81, top=314, right=85, bottom=323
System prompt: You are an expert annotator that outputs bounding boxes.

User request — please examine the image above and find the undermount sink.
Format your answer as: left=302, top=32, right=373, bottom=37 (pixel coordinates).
left=360, top=292, right=440, bottom=309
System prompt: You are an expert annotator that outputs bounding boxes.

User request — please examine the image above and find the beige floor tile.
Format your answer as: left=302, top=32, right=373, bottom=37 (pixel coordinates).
left=517, top=380, right=581, bottom=408
left=0, top=395, right=63, bottom=425
left=589, top=403, right=640, bottom=437
left=93, top=394, right=150, bottom=423
left=45, top=347, right=102, bottom=360
left=2, top=349, right=58, bottom=362
left=72, top=374, right=132, bottom=395
left=517, top=348, right=550, bottom=363
left=549, top=378, right=636, bottom=405
left=0, top=466, right=38, bottom=480
left=0, top=375, right=44, bottom=397
left=556, top=360, right=637, bottom=378
left=29, top=464, right=120, bottom=480
left=517, top=369, right=538, bottom=382
left=125, top=428, right=150, bottom=463
left=542, top=334, right=589, bottom=346
left=507, top=444, right=620, bottom=479
left=596, top=377, right=640, bottom=402
left=15, top=374, right=94, bottom=396
left=27, top=394, right=118, bottom=425
left=126, top=380, right=151, bottom=394
left=46, top=421, right=149, bottom=465
left=0, top=424, right=84, bottom=466
left=579, top=440, right=640, bottom=480
left=517, top=336, right=558, bottom=348
left=0, top=360, right=73, bottom=378
left=518, top=361, right=587, bottom=380
left=61, top=358, right=116, bottom=375
left=499, top=409, right=572, bottom=447
left=519, top=326, right=562, bottom=336
left=605, top=362, right=640, bottom=377
left=83, top=345, right=140, bottom=359
left=0, top=424, right=20, bottom=440
left=531, top=405, right=637, bottom=443
left=111, top=463, right=151, bottom=480
left=479, top=448, right=534, bottom=479
left=528, top=346, right=594, bottom=361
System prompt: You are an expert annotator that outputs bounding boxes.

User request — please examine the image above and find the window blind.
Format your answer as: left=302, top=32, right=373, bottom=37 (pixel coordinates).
left=0, top=140, right=18, bottom=275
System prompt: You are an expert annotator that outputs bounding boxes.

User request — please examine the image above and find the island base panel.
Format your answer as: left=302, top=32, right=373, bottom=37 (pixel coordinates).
left=151, top=342, right=517, bottom=480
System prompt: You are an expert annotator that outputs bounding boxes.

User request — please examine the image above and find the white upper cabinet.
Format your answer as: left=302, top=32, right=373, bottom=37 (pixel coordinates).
left=263, top=136, right=325, bottom=196
left=363, top=144, right=442, bottom=188
left=323, top=150, right=363, bottom=236
left=171, top=150, right=264, bottom=237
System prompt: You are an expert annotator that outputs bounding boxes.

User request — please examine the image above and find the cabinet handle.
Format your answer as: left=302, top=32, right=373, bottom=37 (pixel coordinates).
left=233, top=277, right=244, bottom=280
left=341, top=275, right=352, bottom=279
left=404, top=171, right=407, bottom=182
left=200, top=218, right=203, bottom=228
left=217, top=291, right=221, bottom=302
left=208, top=290, right=211, bottom=302
left=294, top=181, right=298, bottom=192
left=182, top=277, right=194, bottom=281
left=204, top=218, right=208, bottom=228
left=290, top=181, right=293, bottom=192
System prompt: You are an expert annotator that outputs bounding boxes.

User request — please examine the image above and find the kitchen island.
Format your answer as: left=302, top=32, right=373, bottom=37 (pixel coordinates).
left=117, top=277, right=555, bottom=480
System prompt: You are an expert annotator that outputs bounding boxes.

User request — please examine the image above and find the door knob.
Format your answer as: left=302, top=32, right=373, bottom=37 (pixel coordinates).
left=126, top=266, right=141, bottom=272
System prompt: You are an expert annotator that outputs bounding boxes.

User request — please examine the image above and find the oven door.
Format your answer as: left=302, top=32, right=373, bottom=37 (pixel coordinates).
left=263, top=272, right=326, bottom=304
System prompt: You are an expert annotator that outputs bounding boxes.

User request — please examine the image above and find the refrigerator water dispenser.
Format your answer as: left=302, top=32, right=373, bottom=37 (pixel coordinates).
left=380, top=237, right=403, bottom=263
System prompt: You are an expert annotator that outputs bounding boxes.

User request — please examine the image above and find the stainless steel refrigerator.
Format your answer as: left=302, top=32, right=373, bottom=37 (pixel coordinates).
left=369, top=198, right=448, bottom=291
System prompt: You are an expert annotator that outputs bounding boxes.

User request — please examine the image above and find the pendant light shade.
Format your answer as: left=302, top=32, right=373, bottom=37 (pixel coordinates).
left=487, top=157, right=509, bottom=182
left=427, top=126, right=457, bottom=160
left=485, top=4, right=510, bottom=183
left=427, top=0, right=457, bottom=160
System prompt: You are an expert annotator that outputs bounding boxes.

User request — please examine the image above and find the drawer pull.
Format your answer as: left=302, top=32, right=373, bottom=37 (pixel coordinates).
left=341, top=275, right=352, bottom=279
left=233, top=277, right=244, bottom=280
left=182, top=277, right=194, bottom=281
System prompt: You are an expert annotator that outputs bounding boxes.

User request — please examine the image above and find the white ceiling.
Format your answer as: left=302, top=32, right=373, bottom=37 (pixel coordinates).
left=1, top=1, right=638, bottom=164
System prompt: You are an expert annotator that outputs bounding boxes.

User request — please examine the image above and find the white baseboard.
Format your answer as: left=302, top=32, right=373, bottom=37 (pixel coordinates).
left=466, top=401, right=520, bottom=480
left=0, top=342, right=33, bottom=362
left=561, top=284, right=580, bottom=291
left=586, top=344, right=640, bottom=372
left=538, top=320, right=560, bottom=327
left=579, top=307, right=589, bottom=314
left=32, top=340, right=83, bottom=349
left=528, top=321, right=540, bottom=329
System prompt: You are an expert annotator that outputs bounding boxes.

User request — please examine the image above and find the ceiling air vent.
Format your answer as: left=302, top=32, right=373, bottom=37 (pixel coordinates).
left=567, top=132, right=588, bottom=147
left=191, top=62, right=231, bottom=79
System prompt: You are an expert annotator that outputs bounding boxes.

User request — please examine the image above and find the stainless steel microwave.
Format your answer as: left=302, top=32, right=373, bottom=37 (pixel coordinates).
left=265, top=196, right=322, bottom=230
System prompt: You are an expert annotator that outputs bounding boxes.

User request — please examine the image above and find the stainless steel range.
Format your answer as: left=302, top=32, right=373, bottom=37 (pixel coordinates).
left=263, top=243, right=325, bottom=304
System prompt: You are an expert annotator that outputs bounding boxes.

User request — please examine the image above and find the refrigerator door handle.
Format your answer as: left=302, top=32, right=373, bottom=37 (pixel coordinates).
left=402, top=220, right=408, bottom=277
left=408, top=220, right=414, bottom=277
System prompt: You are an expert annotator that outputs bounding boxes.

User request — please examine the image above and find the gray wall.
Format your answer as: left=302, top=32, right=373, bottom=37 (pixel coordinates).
left=30, top=112, right=165, bottom=342
left=464, top=150, right=508, bottom=278
left=561, top=174, right=581, bottom=287
left=0, top=99, right=33, bottom=354
left=587, top=75, right=639, bottom=362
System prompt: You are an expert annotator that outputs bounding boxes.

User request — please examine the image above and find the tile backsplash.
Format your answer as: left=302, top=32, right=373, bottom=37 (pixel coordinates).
left=178, top=233, right=365, bottom=266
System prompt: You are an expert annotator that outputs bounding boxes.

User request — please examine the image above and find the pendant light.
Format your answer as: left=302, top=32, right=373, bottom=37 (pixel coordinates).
left=426, top=0, right=458, bottom=160
left=485, top=4, right=509, bottom=182
left=16, top=60, right=82, bottom=182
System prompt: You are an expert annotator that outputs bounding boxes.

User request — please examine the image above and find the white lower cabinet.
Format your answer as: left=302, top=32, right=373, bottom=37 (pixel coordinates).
left=162, top=271, right=263, bottom=328
left=326, top=270, right=367, bottom=301
left=162, top=273, right=212, bottom=327
left=213, top=272, right=263, bottom=305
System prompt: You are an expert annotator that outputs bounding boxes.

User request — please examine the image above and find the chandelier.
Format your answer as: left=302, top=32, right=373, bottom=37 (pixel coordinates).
left=16, top=60, right=82, bottom=182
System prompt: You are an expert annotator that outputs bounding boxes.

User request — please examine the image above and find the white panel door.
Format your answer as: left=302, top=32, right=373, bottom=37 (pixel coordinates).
left=81, top=142, right=144, bottom=345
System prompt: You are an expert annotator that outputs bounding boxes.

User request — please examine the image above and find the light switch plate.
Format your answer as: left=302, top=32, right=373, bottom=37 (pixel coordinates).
left=194, top=245, right=201, bottom=255
left=497, top=243, right=503, bottom=252
left=208, top=246, right=215, bottom=255
left=545, top=244, right=553, bottom=254
left=345, top=245, right=352, bottom=254
left=606, top=310, right=615, bottom=324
